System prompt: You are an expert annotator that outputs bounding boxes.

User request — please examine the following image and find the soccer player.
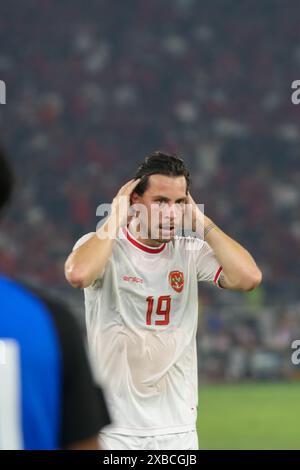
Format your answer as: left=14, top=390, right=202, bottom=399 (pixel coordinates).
left=0, top=146, right=110, bottom=450
left=65, top=151, right=262, bottom=450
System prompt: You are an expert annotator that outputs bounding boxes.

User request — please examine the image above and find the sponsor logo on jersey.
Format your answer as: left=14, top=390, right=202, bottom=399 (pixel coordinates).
left=169, top=270, right=184, bottom=293
left=122, top=275, right=144, bottom=284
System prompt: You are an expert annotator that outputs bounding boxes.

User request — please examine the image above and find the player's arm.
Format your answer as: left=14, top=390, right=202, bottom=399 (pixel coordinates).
left=203, top=217, right=262, bottom=291
left=187, top=193, right=262, bottom=292
left=67, top=436, right=101, bottom=450
left=65, top=178, right=140, bottom=289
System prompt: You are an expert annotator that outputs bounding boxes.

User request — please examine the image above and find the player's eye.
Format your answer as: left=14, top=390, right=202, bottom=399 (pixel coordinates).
left=175, top=201, right=185, bottom=208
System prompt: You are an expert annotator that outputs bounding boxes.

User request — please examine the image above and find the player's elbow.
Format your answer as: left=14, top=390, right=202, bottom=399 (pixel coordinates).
left=65, top=266, right=85, bottom=289
left=242, top=268, right=263, bottom=291
left=64, top=259, right=89, bottom=289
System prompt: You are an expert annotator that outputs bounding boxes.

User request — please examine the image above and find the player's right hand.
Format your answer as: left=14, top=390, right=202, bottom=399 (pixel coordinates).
left=111, top=178, right=141, bottom=228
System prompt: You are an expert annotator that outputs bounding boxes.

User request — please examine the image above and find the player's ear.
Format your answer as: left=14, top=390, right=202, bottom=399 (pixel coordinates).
left=130, top=192, right=139, bottom=205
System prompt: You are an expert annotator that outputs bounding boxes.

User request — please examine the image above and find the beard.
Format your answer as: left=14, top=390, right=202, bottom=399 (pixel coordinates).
left=150, top=225, right=176, bottom=243
left=130, top=218, right=177, bottom=245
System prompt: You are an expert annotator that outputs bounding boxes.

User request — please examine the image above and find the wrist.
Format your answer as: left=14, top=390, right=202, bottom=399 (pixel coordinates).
left=204, top=219, right=217, bottom=240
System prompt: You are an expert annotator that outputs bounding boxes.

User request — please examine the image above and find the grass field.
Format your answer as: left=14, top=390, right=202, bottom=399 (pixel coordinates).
left=196, top=382, right=300, bottom=449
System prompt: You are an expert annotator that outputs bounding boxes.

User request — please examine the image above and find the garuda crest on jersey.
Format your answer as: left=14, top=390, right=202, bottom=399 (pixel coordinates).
left=169, top=270, right=184, bottom=293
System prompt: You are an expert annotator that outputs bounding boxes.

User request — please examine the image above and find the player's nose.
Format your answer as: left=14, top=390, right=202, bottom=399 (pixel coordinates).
left=161, top=212, right=178, bottom=228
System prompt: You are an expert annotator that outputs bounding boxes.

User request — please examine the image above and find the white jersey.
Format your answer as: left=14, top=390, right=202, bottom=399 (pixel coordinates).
left=74, top=225, right=222, bottom=436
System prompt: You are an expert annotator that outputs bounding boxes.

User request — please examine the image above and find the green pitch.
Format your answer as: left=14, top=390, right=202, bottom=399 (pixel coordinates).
left=197, top=382, right=300, bottom=449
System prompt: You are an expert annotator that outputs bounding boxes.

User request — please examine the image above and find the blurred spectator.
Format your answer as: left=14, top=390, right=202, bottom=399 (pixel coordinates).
left=0, top=0, right=299, bottom=382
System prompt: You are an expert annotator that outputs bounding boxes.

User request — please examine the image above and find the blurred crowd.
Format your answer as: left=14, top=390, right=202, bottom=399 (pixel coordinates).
left=198, top=300, right=300, bottom=382
left=0, top=0, right=299, bottom=380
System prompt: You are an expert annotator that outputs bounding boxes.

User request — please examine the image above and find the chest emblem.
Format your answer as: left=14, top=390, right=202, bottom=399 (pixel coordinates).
left=169, top=270, right=184, bottom=293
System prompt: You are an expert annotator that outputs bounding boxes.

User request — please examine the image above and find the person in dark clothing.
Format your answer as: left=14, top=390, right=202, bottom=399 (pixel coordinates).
left=0, top=145, right=110, bottom=449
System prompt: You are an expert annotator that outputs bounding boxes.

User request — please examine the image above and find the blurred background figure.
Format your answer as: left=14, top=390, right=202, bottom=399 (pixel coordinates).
left=0, top=147, right=110, bottom=450
left=0, top=0, right=300, bottom=449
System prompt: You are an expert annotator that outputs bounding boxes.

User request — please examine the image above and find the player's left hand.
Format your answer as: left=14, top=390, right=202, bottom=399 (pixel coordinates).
left=184, top=192, right=210, bottom=237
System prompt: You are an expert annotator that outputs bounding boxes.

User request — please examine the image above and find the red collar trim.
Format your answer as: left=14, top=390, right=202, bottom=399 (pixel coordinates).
left=122, top=227, right=166, bottom=254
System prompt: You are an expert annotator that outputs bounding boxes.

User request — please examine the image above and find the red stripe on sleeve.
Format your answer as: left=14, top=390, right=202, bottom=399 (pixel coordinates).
left=214, top=266, right=223, bottom=284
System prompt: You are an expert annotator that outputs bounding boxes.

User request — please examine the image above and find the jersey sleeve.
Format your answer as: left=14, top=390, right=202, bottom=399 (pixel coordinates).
left=72, top=232, right=96, bottom=251
left=72, top=232, right=104, bottom=288
left=190, top=238, right=223, bottom=287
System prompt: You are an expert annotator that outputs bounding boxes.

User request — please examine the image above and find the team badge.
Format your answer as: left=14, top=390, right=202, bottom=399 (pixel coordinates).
left=169, top=271, right=184, bottom=293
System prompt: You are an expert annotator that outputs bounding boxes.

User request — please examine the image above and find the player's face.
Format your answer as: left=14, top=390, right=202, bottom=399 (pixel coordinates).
left=132, top=174, right=187, bottom=243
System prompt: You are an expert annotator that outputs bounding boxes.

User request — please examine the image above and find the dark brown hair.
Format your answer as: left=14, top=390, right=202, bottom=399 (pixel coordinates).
left=133, top=151, right=190, bottom=196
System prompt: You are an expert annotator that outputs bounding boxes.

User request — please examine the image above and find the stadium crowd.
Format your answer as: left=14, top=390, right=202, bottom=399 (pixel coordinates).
left=0, top=0, right=299, bottom=381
